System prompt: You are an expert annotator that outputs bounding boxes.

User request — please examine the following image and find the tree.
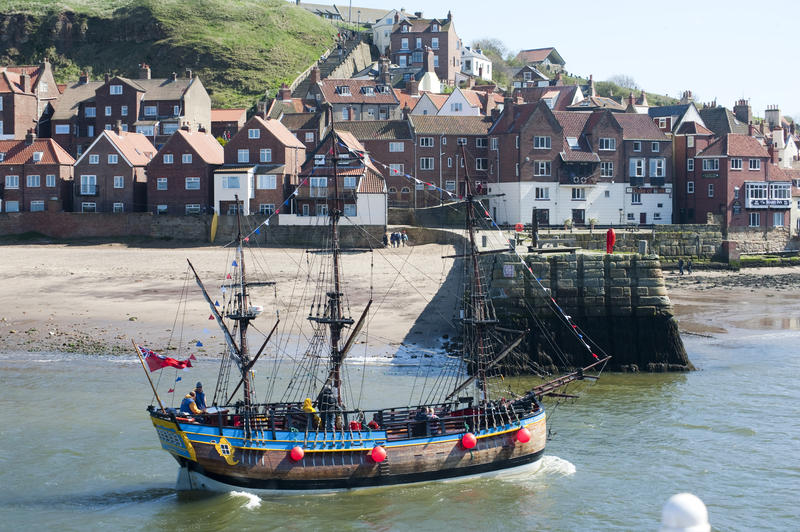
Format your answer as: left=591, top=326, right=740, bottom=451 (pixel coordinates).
left=606, top=74, right=639, bottom=90
left=471, top=38, right=515, bottom=88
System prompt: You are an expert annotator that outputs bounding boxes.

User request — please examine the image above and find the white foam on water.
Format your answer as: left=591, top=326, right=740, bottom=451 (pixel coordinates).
left=538, top=455, right=577, bottom=477
left=229, top=490, right=262, bottom=509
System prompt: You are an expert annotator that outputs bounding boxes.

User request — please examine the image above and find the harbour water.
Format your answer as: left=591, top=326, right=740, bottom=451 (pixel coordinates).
left=1, top=292, right=798, bottom=531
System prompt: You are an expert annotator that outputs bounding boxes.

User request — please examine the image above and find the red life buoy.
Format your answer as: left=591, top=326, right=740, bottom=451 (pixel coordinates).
left=515, top=223, right=524, bottom=232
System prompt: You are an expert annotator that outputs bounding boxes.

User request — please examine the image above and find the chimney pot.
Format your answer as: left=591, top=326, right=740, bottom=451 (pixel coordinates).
left=171, top=72, right=177, bottom=81
left=185, top=68, right=192, bottom=79
left=25, top=129, right=36, bottom=145
left=21, top=71, right=31, bottom=93
left=139, top=63, right=151, bottom=80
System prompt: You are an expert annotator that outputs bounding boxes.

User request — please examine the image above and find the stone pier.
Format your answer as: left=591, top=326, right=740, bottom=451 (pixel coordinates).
left=487, top=253, right=691, bottom=372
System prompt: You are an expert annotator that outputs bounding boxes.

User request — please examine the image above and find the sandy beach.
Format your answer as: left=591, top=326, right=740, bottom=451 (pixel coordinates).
left=2, top=243, right=799, bottom=357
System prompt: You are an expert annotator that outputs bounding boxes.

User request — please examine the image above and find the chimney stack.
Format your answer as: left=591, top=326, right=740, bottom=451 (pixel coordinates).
left=21, top=71, right=31, bottom=93
left=185, top=68, right=192, bottom=79
left=278, top=83, right=292, bottom=101
left=414, top=11, right=422, bottom=18
left=114, top=120, right=122, bottom=134
left=733, top=99, right=752, bottom=125
left=25, top=129, right=36, bottom=145
left=407, top=78, right=419, bottom=96
left=79, top=71, right=89, bottom=84
left=139, top=63, right=151, bottom=80
left=402, top=103, right=411, bottom=120
left=424, top=46, right=435, bottom=74
left=171, top=72, right=177, bottom=81
left=764, top=104, right=781, bottom=130
left=589, top=74, right=595, bottom=97
left=104, top=73, right=109, bottom=84
left=310, top=66, right=321, bottom=84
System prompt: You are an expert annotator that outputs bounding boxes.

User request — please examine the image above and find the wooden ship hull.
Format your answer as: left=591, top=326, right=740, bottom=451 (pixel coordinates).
left=150, top=408, right=546, bottom=491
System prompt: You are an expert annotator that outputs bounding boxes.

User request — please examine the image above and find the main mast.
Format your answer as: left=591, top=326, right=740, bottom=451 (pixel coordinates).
left=234, top=204, right=253, bottom=407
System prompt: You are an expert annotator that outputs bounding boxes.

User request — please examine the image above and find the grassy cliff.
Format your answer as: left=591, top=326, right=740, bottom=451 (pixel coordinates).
left=0, top=0, right=338, bottom=108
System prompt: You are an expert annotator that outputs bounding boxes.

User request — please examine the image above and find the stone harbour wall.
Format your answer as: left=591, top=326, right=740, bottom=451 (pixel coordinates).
left=486, top=252, right=691, bottom=372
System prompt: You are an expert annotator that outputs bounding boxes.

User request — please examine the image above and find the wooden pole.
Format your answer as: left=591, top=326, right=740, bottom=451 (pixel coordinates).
left=132, top=339, right=166, bottom=413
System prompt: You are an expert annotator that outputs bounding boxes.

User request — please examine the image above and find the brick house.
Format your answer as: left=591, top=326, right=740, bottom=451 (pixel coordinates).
left=486, top=101, right=672, bottom=226
left=335, top=119, right=415, bottom=207
left=210, top=108, right=247, bottom=140
left=671, top=121, right=716, bottom=223
left=390, top=11, right=461, bottom=85
left=0, top=132, right=74, bottom=213
left=146, top=127, right=224, bottom=215
left=408, top=114, right=492, bottom=207
left=513, top=82, right=584, bottom=111
left=514, top=47, right=566, bottom=73
left=308, top=78, right=400, bottom=121
left=51, top=65, right=210, bottom=157
left=214, top=115, right=305, bottom=216
left=1, top=59, right=61, bottom=139
left=72, top=127, right=155, bottom=213
left=511, top=65, right=550, bottom=89
left=692, top=134, right=790, bottom=230
left=278, top=112, right=327, bottom=152
left=281, top=129, right=386, bottom=226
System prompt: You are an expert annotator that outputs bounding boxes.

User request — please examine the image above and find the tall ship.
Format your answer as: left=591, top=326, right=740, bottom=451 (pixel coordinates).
left=137, top=129, right=609, bottom=492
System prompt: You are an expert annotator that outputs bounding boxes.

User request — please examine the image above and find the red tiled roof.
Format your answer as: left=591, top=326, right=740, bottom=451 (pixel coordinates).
left=0, top=70, right=25, bottom=94
left=489, top=102, right=539, bottom=134
left=553, top=111, right=600, bottom=162
left=513, top=85, right=579, bottom=110
left=766, top=164, right=790, bottom=181
left=426, top=93, right=448, bottom=110
left=319, top=79, right=399, bottom=105
left=612, top=113, right=669, bottom=141
left=105, top=131, right=157, bottom=166
left=252, top=116, right=306, bottom=149
left=359, top=168, right=386, bottom=193
left=393, top=88, right=423, bottom=111
left=410, top=115, right=493, bottom=135
left=6, top=65, right=41, bottom=90
left=459, top=89, right=483, bottom=109
left=675, top=121, right=714, bottom=136
left=515, top=47, right=563, bottom=64
left=696, top=134, right=769, bottom=158
left=211, top=108, right=247, bottom=123
left=0, top=138, right=75, bottom=165
left=175, top=130, right=224, bottom=164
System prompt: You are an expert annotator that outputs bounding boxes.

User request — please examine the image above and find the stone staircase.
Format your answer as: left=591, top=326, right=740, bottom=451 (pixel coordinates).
left=291, top=35, right=370, bottom=99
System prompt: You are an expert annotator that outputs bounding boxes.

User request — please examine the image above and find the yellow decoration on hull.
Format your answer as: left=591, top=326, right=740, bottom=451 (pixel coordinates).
left=213, top=437, right=239, bottom=465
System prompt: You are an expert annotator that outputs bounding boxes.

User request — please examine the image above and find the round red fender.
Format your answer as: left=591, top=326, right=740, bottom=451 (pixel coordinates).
left=516, top=427, right=531, bottom=443
left=370, top=445, right=387, bottom=463
left=289, top=446, right=304, bottom=461
left=515, top=223, right=524, bottom=233
left=461, top=432, right=477, bottom=449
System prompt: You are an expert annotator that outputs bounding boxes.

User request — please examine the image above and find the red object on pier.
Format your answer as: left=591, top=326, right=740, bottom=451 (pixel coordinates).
left=606, top=228, right=616, bottom=254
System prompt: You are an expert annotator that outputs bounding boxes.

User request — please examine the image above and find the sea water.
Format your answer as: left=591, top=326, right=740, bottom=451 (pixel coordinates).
left=1, top=305, right=798, bottom=530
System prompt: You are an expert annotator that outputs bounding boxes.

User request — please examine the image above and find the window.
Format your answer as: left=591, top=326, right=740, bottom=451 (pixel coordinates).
left=89, top=154, right=99, bottom=165
left=5, top=175, right=19, bottom=189
left=121, top=105, right=128, bottom=116
left=87, top=125, right=94, bottom=138
left=135, top=125, right=152, bottom=136
left=110, top=84, right=122, bottom=95
left=26, top=175, right=40, bottom=187
left=156, top=205, right=168, bottom=215
left=627, top=212, right=635, bottom=221
left=248, top=128, right=260, bottom=139
left=85, top=107, right=96, bottom=118
left=104, top=124, right=113, bottom=131
left=445, top=180, right=456, bottom=192
left=108, top=154, right=118, bottom=164
left=632, top=192, right=642, bottom=204
left=476, top=158, right=488, bottom=171
left=113, top=202, right=124, bottom=213
left=604, top=190, right=611, bottom=198
left=687, top=181, right=695, bottom=194
left=490, top=138, right=498, bottom=150
left=186, top=204, right=202, bottom=215
left=163, top=154, right=173, bottom=164
left=162, top=123, right=177, bottom=135
left=419, top=137, right=434, bottom=147
left=182, top=154, right=192, bottom=164
left=222, top=176, right=240, bottom=189
left=259, top=149, right=272, bottom=163
left=114, top=175, right=124, bottom=189
left=398, top=55, right=407, bottom=67
left=450, top=102, right=462, bottom=112
left=687, top=135, right=695, bottom=148
left=455, top=138, right=467, bottom=146
left=419, top=157, right=434, bottom=170
left=157, top=178, right=168, bottom=190
left=599, top=138, right=616, bottom=151
left=0, top=96, right=2, bottom=110
left=687, top=159, right=694, bottom=172
left=633, top=141, right=641, bottom=152
left=305, top=132, right=314, bottom=143
left=702, top=159, right=719, bottom=171
left=55, top=124, right=70, bottom=134
left=4, top=201, right=19, bottom=212
left=185, top=177, right=201, bottom=190
left=649, top=158, right=665, bottom=177
left=749, top=212, right=760, bottom=227
left=389, top=164, right=404, bottom=176
left=534, top=160, right=551, bottom=176
left=415, top=37, right=422, bottom=49
left=653, top=212, right=661, bottom=221
left=515, top=163, right=519, bottom=176
left=432, top=37, right=439, bottom=49
left=630, top=158, right=645, bottom=177
left=731, top=158, right=742, bottom=170
left=46, top=174, right=56, bottom=187
left=447, top=157, right=452, bottom=168
left=601, top=161, right=614, bottom=177
left=434, top=56, right=439, bottom=68
left=658, top=118, right=667, bottom=128
left=343, top=176, right=357, bottom=189
left=572, top=188, right=585, bottom=200
left=389, top=142, right=404, bottom=152
left=534, top=136, right=551, bottom=149
left=401, top=187, right=410, bottom=193
left=237, top=149, right=249, bottom=163
left=104, top=106, right=112, bottom=117
left=747, top=182, right=767, bottom=200
left=256, top=174, right=276, bottom=189
left=415, top=181, right=424, bottom=190
left=535, top=187, right=549, bottom=200
left=310, top=177, right=327, bottom=197
left=651, top=142, right=660, bottom=152
left=30, top=200, right=45, bottom=212
left=708, top=183, right=714, bottom=197
left=771, top=182, right=791, bottom=200
left=81, top=202, right=96, bottom=213
left=749, top=158, right=761, bottom=170
left=259, top=204, right=275, bottom=216
left=773, top=212, right=784, bottom=227
left=566, top=137, right=579, bottom=149
left=80, top=175, right=96, bottom=195
left=173, top=105, right=180, bottom=116
left=314, top=154, right=326, bottom=166
left=734, top=186, right=740, bottom=200
left=144, top=106, right=157, bottom=116
left=432, top=24, right=439, bottom=32
left=343, top=204, right=357, bottom=217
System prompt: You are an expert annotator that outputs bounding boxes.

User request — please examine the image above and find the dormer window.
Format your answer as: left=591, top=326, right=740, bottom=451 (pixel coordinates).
left=401, top=24, right=409, bottom=32
left=0, top=153, right=5, bottom=162
left=109, top=84, right=123, bottom=95
left=32, top=151, right=43, bottom=162
left=363, top=86, right=375, bottom=96
left=376, top=85, right=390, bottom=94
left=566, top=137, right=579, bottom=149
left=432, top=24, right=439, bottom=32
left=336, top=86, right=351, bottom=96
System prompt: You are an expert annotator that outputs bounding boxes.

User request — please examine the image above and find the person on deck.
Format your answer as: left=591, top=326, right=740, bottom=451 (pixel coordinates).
left=303, top=397, right=321, bottom=429
left=319, top=385, right=337, bottom=431
left=367, top=413, right=381, bottom=430
left=194, top=382, right=206, bottom=410
left=180, top=391, right=204, bottom=416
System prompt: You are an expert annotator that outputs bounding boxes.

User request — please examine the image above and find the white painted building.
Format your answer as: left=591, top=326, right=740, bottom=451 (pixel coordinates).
left=213, top=167, right=256, bottom=215
left=437, top=87, right=481, bottom=116
left=372, top=10, right=410, bottom=57
left=460, top=47, right=492, bottom=81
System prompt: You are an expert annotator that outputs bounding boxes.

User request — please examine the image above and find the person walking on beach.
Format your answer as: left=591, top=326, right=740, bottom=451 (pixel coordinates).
left=402, top=230, right=408, bottom=247
left=678, top=258, right=684, bottom=275
left=383, top=232, right=389, bottom=247
left=687, top=259, right=693, bottom=274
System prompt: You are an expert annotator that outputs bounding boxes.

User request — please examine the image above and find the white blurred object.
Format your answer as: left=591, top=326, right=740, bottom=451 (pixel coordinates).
left=659, top=493, right=710, bottom=532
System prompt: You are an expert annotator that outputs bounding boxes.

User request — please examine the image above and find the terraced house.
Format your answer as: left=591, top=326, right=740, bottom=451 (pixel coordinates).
left=0, top=132, right=74, bottom=213
left=486, top=100, right=672, bottom=226
left=0, top=59, right=60, bottom=140
left=390, top=11, right=461, bottom=85
left=308, top=78, right=400, bottom=121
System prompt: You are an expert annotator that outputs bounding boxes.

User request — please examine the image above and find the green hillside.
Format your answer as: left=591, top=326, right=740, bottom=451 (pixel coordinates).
left=0, top=0, right=338, bottom=108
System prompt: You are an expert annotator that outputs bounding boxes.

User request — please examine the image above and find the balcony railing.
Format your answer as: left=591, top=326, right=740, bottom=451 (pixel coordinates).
left=558, top=168, right=601, bottom=185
